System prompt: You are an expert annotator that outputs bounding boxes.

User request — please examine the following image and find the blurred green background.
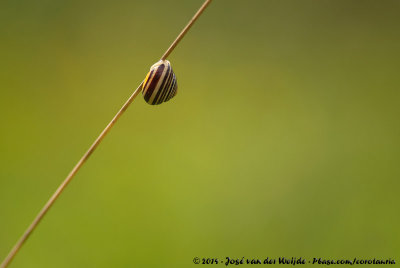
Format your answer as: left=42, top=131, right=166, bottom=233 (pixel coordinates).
left=1, top=0, right=399, bottom=267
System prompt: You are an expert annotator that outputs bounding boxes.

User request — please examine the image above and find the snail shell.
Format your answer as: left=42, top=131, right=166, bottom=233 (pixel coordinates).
left=142, top=60, right=178, bottom=105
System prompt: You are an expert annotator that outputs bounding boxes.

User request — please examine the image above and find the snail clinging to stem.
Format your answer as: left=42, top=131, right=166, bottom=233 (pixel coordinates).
left=0, top=1, right=212, bottom=267
left=142, top=60, right=178, bottom=105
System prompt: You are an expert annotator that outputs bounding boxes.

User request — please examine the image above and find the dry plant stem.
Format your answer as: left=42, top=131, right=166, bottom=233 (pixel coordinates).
left=0, top=83, right=142, bottom=268
left=0, top=1, right=212, bottom=267
left=161, top=0, right=212, bottom=60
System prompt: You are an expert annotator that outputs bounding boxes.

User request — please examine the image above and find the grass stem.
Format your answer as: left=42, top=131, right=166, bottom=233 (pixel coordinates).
left=0, top=1, right=212, bottom=267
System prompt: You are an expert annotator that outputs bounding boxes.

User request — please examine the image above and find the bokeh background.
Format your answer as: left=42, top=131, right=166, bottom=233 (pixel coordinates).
left=1, top=0, right=399, bottom=267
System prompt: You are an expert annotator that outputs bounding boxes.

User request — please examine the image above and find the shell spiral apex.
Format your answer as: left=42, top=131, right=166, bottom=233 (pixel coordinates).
left=142, top=60, right=178, bottom=105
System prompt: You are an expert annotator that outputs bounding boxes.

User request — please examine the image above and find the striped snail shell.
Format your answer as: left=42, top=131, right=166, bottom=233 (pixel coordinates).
left=142, top=60, right=178, bottom=105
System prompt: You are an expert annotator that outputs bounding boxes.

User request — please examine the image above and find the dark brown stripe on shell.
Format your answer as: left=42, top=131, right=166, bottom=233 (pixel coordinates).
left=143, top=64, right=165, bottom=103
left=152, top=64, right=172, bottom=105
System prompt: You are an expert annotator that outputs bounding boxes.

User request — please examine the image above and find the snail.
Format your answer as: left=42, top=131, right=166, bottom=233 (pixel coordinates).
left=142, top=60, right=178, bottom=105
left=0, top=1, right=213, bottom=267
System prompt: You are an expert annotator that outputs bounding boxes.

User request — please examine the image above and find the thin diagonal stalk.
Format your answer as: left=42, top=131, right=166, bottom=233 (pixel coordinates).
left=0, top=1, right=212, bottom=267
left=161, top=0, right=212, bottom=60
